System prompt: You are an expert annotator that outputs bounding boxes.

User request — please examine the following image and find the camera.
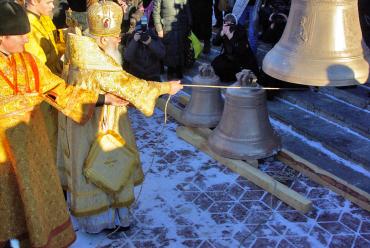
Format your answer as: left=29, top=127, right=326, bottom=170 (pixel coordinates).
left=140, top=16, right=148, bottom=33
left=138, top=16, right=150, bottom=42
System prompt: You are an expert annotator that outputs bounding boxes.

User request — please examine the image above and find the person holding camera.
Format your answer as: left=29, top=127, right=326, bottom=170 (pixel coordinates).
left=124, top=16, right=165, bottom=81
left=211, top=13, right=258, bottom=83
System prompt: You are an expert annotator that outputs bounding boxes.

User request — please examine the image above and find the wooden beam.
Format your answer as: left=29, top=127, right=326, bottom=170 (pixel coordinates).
left=177, top=126, right=313, bottom=213
left=278, top=150, right=370, bottom=212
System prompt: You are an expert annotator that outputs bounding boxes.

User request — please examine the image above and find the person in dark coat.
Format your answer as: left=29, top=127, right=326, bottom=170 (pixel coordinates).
left=359, top=0, right=370, bottom=47
left=124, top=17, right=165, bottom=81
left=153, top=0, right=192, bottom=79
left=115, top=0, right=145, bottom=45
left=211, top=14, right=259, bottom=83
left=189, top=0, right=212, bottom=53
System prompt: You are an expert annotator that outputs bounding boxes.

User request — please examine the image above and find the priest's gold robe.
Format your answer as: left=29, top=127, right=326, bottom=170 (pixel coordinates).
left=0, top=51, right=98, bottom=247
left=59, top=34, right=171, bottom=219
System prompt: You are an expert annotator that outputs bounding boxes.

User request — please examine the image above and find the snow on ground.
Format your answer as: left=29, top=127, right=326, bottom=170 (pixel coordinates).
left=71, top=103, right=370, bottom=248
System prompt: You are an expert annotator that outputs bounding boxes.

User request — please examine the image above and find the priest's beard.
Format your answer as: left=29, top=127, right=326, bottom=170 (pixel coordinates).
left=104, top=44, right=123, bottom=66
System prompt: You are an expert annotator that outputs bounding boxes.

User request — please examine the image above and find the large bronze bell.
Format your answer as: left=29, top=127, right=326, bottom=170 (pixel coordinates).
left=262, top=0, right=370, bottom=86
left=208, top=70, right=281, bottom=160
left=181, top=64, right=224, bottom=128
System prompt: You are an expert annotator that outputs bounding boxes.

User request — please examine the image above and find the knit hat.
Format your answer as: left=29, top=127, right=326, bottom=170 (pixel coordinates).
left=0, top=0, right=30, bottom=35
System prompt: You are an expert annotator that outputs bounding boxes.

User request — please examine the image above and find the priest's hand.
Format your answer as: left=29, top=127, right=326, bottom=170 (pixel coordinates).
left=104, top=93, right=130, bottom=107
left=168, top=81, right=183, bottom=95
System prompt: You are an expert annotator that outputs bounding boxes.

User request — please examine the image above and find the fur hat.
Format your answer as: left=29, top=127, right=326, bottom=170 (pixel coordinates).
left=0, top=0, right=30, bottom=35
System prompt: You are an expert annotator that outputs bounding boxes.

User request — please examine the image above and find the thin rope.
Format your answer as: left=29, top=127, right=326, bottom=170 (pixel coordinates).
left=182, top=84, right=307, bottom=91
left=97, top=95, right=172, bottom=246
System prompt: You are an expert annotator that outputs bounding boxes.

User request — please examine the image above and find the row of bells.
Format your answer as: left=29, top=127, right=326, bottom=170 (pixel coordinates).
left=262, top=0, right=370, bottom=86
left=181, top=65, right=281, bottom=160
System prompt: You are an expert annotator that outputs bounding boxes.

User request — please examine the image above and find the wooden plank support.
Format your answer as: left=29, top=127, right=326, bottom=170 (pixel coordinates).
left=177, top=126, right=313, bottom=213
left=278, top=150, right=370, bottom=212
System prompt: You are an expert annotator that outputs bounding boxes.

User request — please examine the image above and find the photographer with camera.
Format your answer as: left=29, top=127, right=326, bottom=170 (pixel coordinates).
left=211, top=13, right=259, bottom=83
left=124, top=16, right=165, bottom=81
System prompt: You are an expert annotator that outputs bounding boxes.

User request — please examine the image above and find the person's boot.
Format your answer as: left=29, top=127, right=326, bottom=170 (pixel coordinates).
left=203, top=40, right=211, bottom=54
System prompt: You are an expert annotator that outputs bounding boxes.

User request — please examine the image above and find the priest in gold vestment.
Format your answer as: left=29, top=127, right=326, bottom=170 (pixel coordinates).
left=24, top=0, right=66, bottom=162
left=59, top=0, right=182, bottom=233
left=0, top=1, right=128, bottom=247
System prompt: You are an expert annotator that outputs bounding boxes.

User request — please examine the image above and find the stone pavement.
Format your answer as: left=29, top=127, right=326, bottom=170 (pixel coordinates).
left=72, top=104, right=370, bottom=248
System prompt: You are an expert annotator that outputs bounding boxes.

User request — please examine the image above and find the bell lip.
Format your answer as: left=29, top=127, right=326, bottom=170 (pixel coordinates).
left=262, top=47, right=370, bottom=87
left=208, top=138, right=282, bottom=160
left=262, top=68, right=369, bottom=87
left=207, top=130, right=282, bottom=160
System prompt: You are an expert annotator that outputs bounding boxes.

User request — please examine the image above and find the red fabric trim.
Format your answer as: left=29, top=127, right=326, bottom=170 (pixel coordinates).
left=24, top=52, right=40, bottom=93
left=19, top=53, right=31, bottom=93
left=33, top=218, right=75, bottom=248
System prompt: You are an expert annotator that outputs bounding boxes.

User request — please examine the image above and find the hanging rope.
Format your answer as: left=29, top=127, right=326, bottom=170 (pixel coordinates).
left=97, top=95, right=172, bottom=245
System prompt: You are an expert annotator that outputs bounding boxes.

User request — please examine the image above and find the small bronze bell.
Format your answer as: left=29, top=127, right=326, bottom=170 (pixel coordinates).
left=208, top=70, right=281, bottom=160
left=262, top=0, right=370, bottom=86
left=180, top=64, right=224, bottom=128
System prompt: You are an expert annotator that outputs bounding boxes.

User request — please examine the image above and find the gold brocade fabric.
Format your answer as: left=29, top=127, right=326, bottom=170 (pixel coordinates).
left=59, top=33, right=171, bottom=217
left=25, top=12, right=64, bottom=75
left=0, top=52, right=98, bottom=247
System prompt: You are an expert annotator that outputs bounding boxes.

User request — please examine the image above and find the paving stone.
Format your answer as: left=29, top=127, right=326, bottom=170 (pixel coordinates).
left=340, top=212, right=361, bottom=232
left=317, top=210, right=342, bottom=222
left=319, top=222, right=354, bottom=235
left=307, top=188, right=331, bottom=199
left=209, top=239, right=241, bottom=248
left=230, top=203, right=249, bottom=222
left=211, top=213, right=238, bottom=225
left=241, top=201, right=271, bottom=212
left=199, top=240, right=215, bottom=248
left=285, top=222, right=314, bottom=236
left=194, top=193, right=214, bottom=211
left=360, top=221, right=370, bottom=234
left=206, top=191, right=233, bottom=202
left=226, top=184, right=245, bottom=200
left=328, top=235, right=356, bottom=248
left=176, top=226, right=199, bottom=239
left=245, top=211, right=274, bottom=224
left=240, top=190, right=265, bottom=201
left=181, top=191, right=201, bottom=202
left=285, top=236, right=313, bottom=248
left=246, top=224, right=280, bottom=238
left=353, top=235, right=370, bottom=248
left=280, top=211, right=308, bottom=223
left=277, top=239, right=295, bottom=248
left=251, top=237, right=279, bottom=248
left=208, top=202, right=235, bottom=213
left=261, top=193, right=281, bottom=210
left=309, top=225, right=332, bottom=247
left=362, top=234, right=370, bottom=241
left=181, top=239, right=203, bottom=247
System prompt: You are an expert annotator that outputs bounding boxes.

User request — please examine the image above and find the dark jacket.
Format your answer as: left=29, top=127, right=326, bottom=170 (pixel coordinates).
left=124, top=30, right=165, bottom=81
left=152, top=0, right=191, bottom=67
left=212, top=25, right=259, bottom=75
